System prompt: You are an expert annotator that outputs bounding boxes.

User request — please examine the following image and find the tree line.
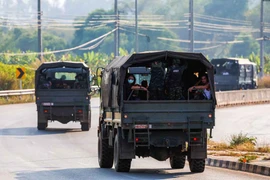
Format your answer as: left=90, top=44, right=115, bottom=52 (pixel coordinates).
left=0, top=0, right=269, bottom=74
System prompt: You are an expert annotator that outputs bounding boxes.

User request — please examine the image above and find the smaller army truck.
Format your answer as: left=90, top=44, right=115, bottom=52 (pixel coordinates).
left=35, top=62, right=92, bottom=131
left=97, top=51, right=216, bottom=173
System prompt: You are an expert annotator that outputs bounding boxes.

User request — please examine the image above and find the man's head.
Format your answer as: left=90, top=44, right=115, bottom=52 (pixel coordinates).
left=172, top=58, right=181, bottom=65
left=201, top=75, right=208, bottom=84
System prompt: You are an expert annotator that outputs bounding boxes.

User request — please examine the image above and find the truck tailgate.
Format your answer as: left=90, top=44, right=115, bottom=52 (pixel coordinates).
left=122, top=100, right=215, bottom=129
left=36, top=90, right=89, bottom=106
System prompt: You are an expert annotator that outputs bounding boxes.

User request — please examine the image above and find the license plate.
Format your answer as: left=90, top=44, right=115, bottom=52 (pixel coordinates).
left=42, top=102, right=54, bottom=106
left=134, top=124, right=148, bottom=129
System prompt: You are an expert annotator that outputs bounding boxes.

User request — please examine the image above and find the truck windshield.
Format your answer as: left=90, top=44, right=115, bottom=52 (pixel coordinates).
left=211, top=59, right=239, bottom=76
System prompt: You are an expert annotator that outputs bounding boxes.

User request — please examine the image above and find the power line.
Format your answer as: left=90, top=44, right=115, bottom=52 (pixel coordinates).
left=0, top=28, right=117, bottom=56
left=79, top=37, right=106, bottom=50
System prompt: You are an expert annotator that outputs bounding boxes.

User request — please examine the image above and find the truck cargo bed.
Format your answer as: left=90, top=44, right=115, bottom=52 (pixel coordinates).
left=121, top=100, right=215, bottom=129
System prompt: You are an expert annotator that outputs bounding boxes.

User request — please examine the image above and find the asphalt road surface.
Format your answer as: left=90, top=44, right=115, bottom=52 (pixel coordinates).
left=0, top=98, right=269, bottom=180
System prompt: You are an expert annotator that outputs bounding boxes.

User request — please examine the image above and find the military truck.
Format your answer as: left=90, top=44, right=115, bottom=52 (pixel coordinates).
left=97, top=51, right=216, bottom=172
left=35, top=62, right=92, bottom=131
left=211, top=58, right=258, bottom=91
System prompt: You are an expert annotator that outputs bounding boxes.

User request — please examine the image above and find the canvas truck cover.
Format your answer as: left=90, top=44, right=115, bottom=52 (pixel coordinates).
left=101, top=51, right=216, bottom=109
left=35, top=61, right=90, bottom=90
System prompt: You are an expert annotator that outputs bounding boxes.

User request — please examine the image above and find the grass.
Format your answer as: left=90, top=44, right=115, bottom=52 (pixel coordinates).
left=208, top=132, right=270, bottom=163
left=0, top=95, right=35, bottom=105
left=229, top=132, right=256, bottom=147
left=258, top=76, right=270, bottom=88
left=257, top=146, right=270, bottom=153
left=208, top=140, right=231, bottom=150
left=262, top=157, right=270, bottom=160
left=238, top=155, right=258, bottom=163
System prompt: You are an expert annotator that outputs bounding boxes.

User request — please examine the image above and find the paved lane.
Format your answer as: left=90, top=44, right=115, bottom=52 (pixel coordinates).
left=0, top=99, right=269, bottom=179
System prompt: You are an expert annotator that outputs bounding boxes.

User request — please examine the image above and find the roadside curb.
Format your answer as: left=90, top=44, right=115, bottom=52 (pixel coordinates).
left=206, top=158, right=270, bottom=176
left=216, top=101, right=270, bottom=108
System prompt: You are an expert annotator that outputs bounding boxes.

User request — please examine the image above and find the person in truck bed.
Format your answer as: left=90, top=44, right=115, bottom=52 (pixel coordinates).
left=125, top=74, right=148, bottom=100
left=188, top=74, right=211, bottom=100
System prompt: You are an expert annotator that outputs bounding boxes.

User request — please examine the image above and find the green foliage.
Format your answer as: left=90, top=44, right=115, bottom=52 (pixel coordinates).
left=0, top=62, right=35, bottom=90
left=204, top=0, right=248, bottom=19
left=230, top=34, right=260, bottom=58
left=0, top=28, right=67, bottom=53
left=238, top=155, right=258, bottom=163
left=72, top=8, right=180, bottom=55
left=229, top=132, right=257, bottom=147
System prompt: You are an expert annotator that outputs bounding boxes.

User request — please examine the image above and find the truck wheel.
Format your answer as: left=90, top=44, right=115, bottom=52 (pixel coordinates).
left=189, top=159, right=205, bottom=173
left=170, top=155, right=186, bottom=169
left=98, top=132, right=113, bottom=168
left=114, top=133, right=131, bottom=172
left=37, top=122, right=47, bottom=130
left=81, top=123, right=90, bottom=131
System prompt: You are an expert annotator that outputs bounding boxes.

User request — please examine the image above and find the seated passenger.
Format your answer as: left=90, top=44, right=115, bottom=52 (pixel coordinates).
left=188, top=75, right=211, bottom=100
left=40, top=77, right=52, bottom=89
left=125, top=74, right=147, bottom=100
left=74, top=74, right=83, bottom=89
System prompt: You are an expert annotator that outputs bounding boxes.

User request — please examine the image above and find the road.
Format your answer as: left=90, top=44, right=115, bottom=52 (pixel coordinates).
left=0, top=98, right=269, bottom=180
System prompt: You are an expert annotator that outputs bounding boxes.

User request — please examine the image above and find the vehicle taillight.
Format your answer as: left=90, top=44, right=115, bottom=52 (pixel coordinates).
left=77, top=109, right=83, bottom=113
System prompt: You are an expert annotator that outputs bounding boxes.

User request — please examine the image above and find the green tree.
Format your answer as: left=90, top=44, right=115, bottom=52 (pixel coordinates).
left=230, top=33, right=260, bottom=57
left=204, top=0, right=249, bottom=19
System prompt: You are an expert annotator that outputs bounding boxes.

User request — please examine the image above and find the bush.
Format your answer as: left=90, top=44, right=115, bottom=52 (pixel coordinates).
left=0, top=62, right=35, bottom=90
left=229, top=132, right=257, bottom=147
left=238, top=155, right=258, bottom=163
left=258, top=76, right=270, bottom=88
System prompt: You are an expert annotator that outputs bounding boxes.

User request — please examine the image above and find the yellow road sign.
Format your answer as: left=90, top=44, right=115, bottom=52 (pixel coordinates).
left=16, top=67, right=26, bottom=79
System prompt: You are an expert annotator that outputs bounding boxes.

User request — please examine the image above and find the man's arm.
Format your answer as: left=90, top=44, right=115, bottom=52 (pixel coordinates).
left=188, top=83, right=210, bottom=92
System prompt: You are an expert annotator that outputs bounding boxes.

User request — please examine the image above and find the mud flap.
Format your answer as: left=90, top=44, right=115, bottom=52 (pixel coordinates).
left=118, top=129, right=135, bottom=159
left=188, top=145, right=207, bottom=159
left=37, top=107, right=48, bottom=123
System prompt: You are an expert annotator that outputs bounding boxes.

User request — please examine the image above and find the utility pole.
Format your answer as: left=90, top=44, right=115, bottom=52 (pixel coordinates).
left=189, top=0, right=194, bottom=52
left=135, top=0, right=138, bottom=52
left=114, top=0, right=119, bottom=57
left=118, top=11, right=120, bottom=54
left=260, top=0, right=270, bottom=78
left=37, top=0, right=42, bottom=61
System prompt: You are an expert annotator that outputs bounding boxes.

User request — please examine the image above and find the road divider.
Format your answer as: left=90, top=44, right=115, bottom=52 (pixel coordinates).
left=1, top=88, right=270, bottom=106
left=216, top=89, right=270, bottom=107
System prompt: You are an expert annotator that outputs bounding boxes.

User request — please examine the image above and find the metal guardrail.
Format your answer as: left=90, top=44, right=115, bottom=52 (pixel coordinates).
left=0, top=89, right=35, bottom=97
left=0, top=86, right=99, bottom=97
left=1, top=88, right=270, bottom=106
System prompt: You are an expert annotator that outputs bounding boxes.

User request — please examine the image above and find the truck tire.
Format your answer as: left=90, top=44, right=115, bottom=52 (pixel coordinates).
left=114, top=133, right=131, bottom=172
left=81, top=123, right=90, bottom=131
left=37, top=122, right=47, bottom=130
left=189, top=159, right=205, bottom=173
left=170, top=155, right=186, bottom=169
left=98, top=132, right=113, bottom=168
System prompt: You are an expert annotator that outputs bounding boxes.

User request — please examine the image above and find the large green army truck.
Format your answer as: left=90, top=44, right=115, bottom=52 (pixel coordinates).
left=97, top=51, right=216, bottom=172
left=35, top=62, right=92, bottom=131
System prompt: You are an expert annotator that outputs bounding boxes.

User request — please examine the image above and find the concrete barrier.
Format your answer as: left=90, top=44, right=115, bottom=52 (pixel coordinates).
left=216, top=89, right=270, bottom=107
